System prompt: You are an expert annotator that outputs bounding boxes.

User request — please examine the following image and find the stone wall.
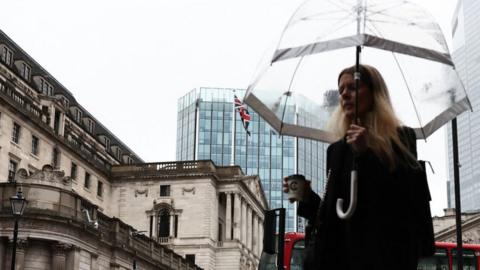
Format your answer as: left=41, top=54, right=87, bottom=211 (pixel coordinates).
left=110, top=161, right=267, bottom=270
left=0, top=181, right=202, bottom=270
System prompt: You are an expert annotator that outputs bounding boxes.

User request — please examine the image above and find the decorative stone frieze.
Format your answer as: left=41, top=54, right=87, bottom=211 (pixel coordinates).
left=182, top=187, right=195, bottom=195
left=135, top=188, right=149, bottom=197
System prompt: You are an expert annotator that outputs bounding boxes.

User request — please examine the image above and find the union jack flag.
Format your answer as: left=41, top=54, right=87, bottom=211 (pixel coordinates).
left=234, top=94, right=251, bottom=136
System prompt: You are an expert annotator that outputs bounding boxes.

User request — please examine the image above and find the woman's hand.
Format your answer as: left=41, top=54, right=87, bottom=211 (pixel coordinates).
left=346, top=123, right=368, bottom=154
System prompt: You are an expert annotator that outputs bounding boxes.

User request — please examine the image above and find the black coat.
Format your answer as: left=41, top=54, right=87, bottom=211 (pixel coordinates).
left=299, top=127, right=434, bottom=270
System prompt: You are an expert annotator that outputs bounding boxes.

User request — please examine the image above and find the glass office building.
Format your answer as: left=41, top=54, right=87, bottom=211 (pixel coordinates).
left=447, top=0, right=480, bottom=211
left=176, top=87, right=328, bottom=232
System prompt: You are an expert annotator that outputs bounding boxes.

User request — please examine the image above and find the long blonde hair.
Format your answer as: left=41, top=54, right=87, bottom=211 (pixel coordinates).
left=327, top=64, right=416, bottom=171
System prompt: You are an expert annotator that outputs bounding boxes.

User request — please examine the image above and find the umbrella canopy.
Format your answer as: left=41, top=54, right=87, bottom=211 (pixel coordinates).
left=244, top=0, right=471, bottom=142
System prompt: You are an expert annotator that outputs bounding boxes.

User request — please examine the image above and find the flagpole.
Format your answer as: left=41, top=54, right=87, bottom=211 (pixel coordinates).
left=231, top=90, right=236, bottom=166
left=245, top=121, right=248, bottom=175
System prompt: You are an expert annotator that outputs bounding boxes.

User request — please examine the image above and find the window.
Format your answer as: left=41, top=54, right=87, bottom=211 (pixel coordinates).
left=1, top=46, right=13, bottom=66
left=157, top=209, right=170, bottom=238
left=116, top=147, right=122, bottom=160
left=21, top=63, right=31, bottom=81
left=84, top=172, right=91, bottom=189
left=452, top=249, right=477, bottom=270
left=417, top=248, right=448, bottom=270
left=97, top=181, right=103, bottom=197
left=104, top=137, right=110, bottom=151
left=70, top=162, right=77, bottom=179
left=40, top=78, right=54, bottom=96
left=31, top=135, right=39, bottom=155
left=290, top=240, right=306, bottom=270
left=74, top=108, right=82, bottom=123
left=8, top=160, right=17, bottom=182
left=86, top=119, right=95, bottom=133
left=218, top=223, right=223, bottom=241
left=54, top=110, right=61, bottom=134
left=174, top=215, right=178, bottom=237
left=12, top=122, right=20, bottom=143
left=52, top=148, right=60, bottom=168
left=160, top=185, right=170, bottom=197
left=185, top=254, right=195, bottom=265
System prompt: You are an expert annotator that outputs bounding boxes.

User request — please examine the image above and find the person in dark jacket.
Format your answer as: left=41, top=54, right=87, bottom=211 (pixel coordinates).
left=283, top=64, right=434, bottom=270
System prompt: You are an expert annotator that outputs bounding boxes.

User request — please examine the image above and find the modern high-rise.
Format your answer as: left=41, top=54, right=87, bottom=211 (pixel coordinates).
left=447, top=0, right=480, bottom=211
left=176, top=87, right=329, bottom=232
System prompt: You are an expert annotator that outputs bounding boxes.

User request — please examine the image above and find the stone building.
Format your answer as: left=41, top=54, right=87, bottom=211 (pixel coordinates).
left=0, top=30, right=267, bottom=270
left=111, top=160, right=267, bottom=269
left=1, top=166, right=200, bottom=270
left=433, top=208, right=480, bottom=244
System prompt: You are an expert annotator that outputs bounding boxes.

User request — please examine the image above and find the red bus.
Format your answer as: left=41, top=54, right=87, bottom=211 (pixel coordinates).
left=259, top=232, right=480, bottom=270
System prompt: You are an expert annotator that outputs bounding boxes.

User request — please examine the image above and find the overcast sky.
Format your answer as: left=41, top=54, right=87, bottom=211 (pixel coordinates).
left=0, top=0, right=459, bottom=216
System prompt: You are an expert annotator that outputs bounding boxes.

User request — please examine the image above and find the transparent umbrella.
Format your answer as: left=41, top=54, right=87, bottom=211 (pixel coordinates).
left=245, top=0, right=471, bottom=143
left=244, top=0, right=471, bottom=222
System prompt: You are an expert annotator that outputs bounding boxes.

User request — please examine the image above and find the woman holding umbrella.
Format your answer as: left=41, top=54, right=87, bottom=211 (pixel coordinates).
left=283, top=64, right=434, bottom=270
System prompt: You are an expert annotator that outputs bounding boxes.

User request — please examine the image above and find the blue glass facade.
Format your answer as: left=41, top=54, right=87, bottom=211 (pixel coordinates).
left=176, top=87, right=328, bottom=232
left=447, top=0, right=480, bottom=211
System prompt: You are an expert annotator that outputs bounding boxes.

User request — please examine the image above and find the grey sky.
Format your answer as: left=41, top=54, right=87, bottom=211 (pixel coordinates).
left=0, top=0, right=458, bottom=216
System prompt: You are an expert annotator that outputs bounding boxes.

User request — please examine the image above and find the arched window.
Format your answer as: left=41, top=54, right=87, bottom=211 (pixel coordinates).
left=154, top=203, right=179, bottom=243
left=157, top=208, right=170, bottom=238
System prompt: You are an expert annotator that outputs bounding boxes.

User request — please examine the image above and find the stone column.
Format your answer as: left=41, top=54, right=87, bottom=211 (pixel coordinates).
left=225, top=192, right=232, bottom=240
left=247, top=207, right=252, bottom=250
left=91, top=253, right=99, bottom=270
left=233, top=193, right=241, bottom=241
left=7, top=238, right=28, bottom=270
left=52, top=243, right=71, bottom=270
left=59, top=112, right=66, bottom=136
left=0, top=237, right=6, bottom=270
left=152, top=212, right=157, bottom=238
left=169, top=213, right=175, bottom=238
left=49, top=105, right=55, bottom=129
left=252, top=214, right=258, bottom=255
left=241, top=199, right=247, bottom=245
left=258, top=219, right=264, bottom=256
left=66, top=246, right=81, bottom=270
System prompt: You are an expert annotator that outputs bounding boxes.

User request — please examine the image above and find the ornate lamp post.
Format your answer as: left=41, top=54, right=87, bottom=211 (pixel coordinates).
left=10, top=188, right=27, bottom=270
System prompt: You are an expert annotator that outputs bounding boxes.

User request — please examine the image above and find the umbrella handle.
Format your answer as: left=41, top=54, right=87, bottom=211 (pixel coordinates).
left=336, top=170, right=358, bottom=220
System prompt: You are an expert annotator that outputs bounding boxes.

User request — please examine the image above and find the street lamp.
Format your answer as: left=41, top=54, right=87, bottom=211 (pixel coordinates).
left=10, top=188, right=27, bottom=270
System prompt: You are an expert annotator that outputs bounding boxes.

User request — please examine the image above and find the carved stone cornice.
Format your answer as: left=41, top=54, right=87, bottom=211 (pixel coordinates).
left=15, top=164, right=72, bottom=190
left=9, top=238, right=28, bottom=251
left=52, top=242, right=73, bottom=256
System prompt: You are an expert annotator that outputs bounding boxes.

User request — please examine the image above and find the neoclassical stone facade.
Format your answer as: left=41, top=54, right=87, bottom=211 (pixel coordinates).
left=0, top=30, right=268, bottom=270
left=0, top=166, right=200, bottom=270
left=110, top=161, right=268, bottom=270
left=433, top=208, right=480, bottom=244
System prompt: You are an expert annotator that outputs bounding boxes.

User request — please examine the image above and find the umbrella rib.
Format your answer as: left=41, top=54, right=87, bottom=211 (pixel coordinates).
left=368, top=22, right=427, bottom=139
left=365, top=2, right=407, bottom=18
left=314, top=17, right=358, bottom=43
left=302, top=10, right=349, bottom=19
left=392, top=53, right=427, bottom=139
left=287, top=12, right=353, bottom=29
left=368, top=11, right=425, bottom=27
left=365, top=21, right=382, bottom=37
left=279, top=56, right=305, bottom=134
left=326, top=0, right=353, bottom=14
